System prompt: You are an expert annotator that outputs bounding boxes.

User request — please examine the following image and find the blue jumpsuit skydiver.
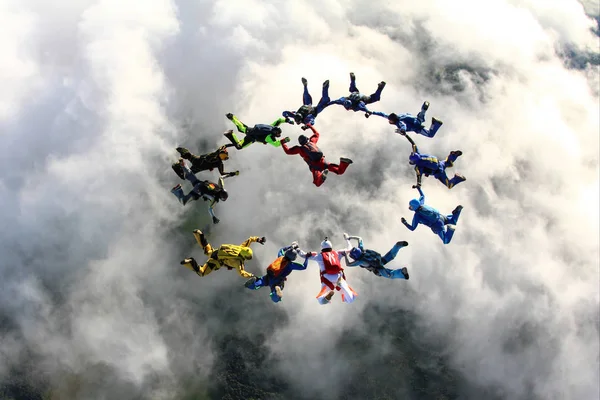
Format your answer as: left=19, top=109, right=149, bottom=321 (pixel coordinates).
left=401, top=187, right=463, bottom=244
left=282, top=78, right=331, bottom=128
left=370, top=101, right=443, bottom=138
left=328, top=72, right=386, bottom=116
left=400, top=131, right=466, bottom=189
left=244, top=243, right=308, bottom=303
left=343, top=234, right=409, bottom=280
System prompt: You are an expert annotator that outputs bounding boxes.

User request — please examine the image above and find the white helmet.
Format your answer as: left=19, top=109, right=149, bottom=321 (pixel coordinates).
left=321, top=238, right=332, bottom=251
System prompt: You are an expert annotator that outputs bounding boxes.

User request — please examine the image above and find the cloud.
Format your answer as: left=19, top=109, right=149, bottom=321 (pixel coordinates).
left=0, top=0, right=598, bottom=399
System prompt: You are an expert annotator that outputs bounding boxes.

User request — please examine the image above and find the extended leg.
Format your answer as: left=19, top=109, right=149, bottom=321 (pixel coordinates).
left=445, top=205, right=463, bottom=225
left=428, top=118, right=443, bottom=138
left=349, top=72, right=358, bottom=92
left=312, top=169, right=326, bottom=187
left=224, top=130, right=244, bottom=149
left=437, top=226, right=455, bottom=244
left=302, top=78, right=313, bottom=106
left=365, top=81, right=386, bottom=104
left=314, top=80, right=331, bottom=115
left=381, top=241, right=408, bottom=265
left=326, top=158, right=352, bottom=175
left=377, top=267, right=408, bottom=279
left=416, top=101, right=429, bottom=122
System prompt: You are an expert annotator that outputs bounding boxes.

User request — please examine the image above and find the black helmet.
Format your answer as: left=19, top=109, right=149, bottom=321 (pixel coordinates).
left=219, top=190, right=229, bottom=201
left=272, top=127, right=282, bottom=137
left=293, top=114, right=303, bottom=124
left=388, top=113, right=399, bottom=123
left=284, top=249, right=297, bottom=261
left=298, top=135, right=308, bottom=145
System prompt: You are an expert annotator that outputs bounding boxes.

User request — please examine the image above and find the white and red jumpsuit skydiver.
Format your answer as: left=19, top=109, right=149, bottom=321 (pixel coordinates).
left=299, top=238, right=358, bottom=305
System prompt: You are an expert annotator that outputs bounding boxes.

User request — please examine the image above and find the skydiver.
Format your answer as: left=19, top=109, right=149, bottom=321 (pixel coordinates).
left=369, top=101, right=443, bottom=138
left=171, top=144, right=239, bottom=180
left=224, top=113, right=293, bottom=150
left=280, top=123, right=352, bottom=187
left=401, top=186, right=463, bottom=245
left=399, top=131, right=466, bottom=189
left=181, top=229, right=266, bottom=279
left=244, top=242, right=309, bottom=303
left=298, top=237, right=357, bottom=305
left=170, top=163, right=233, bottom=224
left=342, top=233, right=410, bottom=280
left=327, top=72, right=386, bottom=116
left=282, top=78, right=331, bottom=127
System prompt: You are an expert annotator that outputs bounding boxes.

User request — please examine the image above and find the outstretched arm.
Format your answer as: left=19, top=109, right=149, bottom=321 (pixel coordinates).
left=401, top=214, right=419, bottom=231
left=414, top=166, right=423, bottom=187
left=239, top=236, right=266, bottom=247
left=281, top=142, right=302, bottom=155
left=265, top=135, right=283, bottom=148
left=306, top=124, right=320, bottom=143
left=282, top=111, right=295, bottom=119
left=417, top=186, right=425, bottom=205
left=370, top=111, right=389, bottom=118
left=327, top=97, right=346, bottom=106
left=271, top=117, right=288, bottom=127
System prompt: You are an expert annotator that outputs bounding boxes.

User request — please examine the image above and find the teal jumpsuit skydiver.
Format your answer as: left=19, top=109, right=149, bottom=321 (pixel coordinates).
left=328, top=72, right=386, bottom=116
left=244, top=244, right=309, bottom=303
left=343, top=234, right=409, bottom=280
left=401, top=186, right=463, bottom=244
left=400, top=131, right=466, bottom=189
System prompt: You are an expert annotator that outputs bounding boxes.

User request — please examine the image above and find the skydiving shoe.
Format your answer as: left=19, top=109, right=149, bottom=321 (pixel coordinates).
left=377, top=81, right=386, bottom=90
left=340, top=157, right=353, bottom=164
left=396, top=241, right=409, bottom=247
left=181, top=257, right=200, bottom=273
left=325, top=291, right=335, bottom=301
left=449, top=150, right=463, bottom=158
left=171, top=159, right=186, bottom=180
left=401, top=267, right=410, bottom=280
left=350, top=72, right=356, bottom=81
left=454, top=174, right=466, bottom=184
left=432, top=117, right=443, bottom=126
left=421, top=101, right=430, bottom=111
left=302, top=77, right=308, bottom=86
left=451, top=205, right=464, bottom=224
left=171, top=183, right=182, bottom=193
left=176, top=147, right=191, bottom=158
left=323, top=79, right=329, bottom=89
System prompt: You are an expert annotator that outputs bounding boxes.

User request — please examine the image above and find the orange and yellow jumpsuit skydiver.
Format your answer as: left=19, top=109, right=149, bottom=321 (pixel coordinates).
left=180, top=229, right=266, bottom=279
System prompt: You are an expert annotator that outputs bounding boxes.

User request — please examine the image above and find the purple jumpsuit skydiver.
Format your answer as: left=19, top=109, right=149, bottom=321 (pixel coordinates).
left=400, top=131, right=466, bottom=189
left=282, top=78, right=331, bottom=127
left=401, top=186, right=463, bottom=244
left=328, top=72, right=386, bottom=116
left=371, top=101, right=443, bottom=138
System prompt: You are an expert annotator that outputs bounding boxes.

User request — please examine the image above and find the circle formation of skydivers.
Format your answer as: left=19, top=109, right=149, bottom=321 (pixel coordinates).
left=172, top=73, right=465, bottom=304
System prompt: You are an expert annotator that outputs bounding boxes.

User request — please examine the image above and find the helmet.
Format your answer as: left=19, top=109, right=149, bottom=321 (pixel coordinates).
left=388, top=113, right=399, bottom=123
left=240, top=247, right=253, bottom=260
left=218, top=148, right=229, bottom=161
left=343, top=99, right=353, bottom=109
left=409, top=153, right=420, bottom=165
left=349, top=247, right=362, bottom=260
left=321, top=238, right=332, bottom=251
left=293, top=114, right=303, bottom=124
left=284, top=249, right=297, bottom=261
left=272, top=127, right=282, bottom=137
left=219, top=190, right=229, bottom=201
left=409, top=199, right=421, bottom=210
left=298, top=135, right=309, bottom=145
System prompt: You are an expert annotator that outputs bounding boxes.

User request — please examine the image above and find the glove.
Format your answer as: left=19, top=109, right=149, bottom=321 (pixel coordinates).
left=291, top=241, right=299, bottom=249
left=212, top=216, right=220, bottom=224
left=258, top=237, right=267, bottom=245
left=395, top=128, right=407, bottom=135
left=364, top=112, right=372, bottom=118
left=226, top=113, right=234, bottom=120
left=301, top=125, right=309, bottom=131
left=285, top=118, right=294, bottom=125
left=193, top=229, right=203, bottom=235
left=401, top=217, right=407, bottom=224
left=412, top=184, right=421, bottom=189
left=280, top=137, right=291, bottom=144
left=229, top=171, right=240, bottom=177
left=343, top=232, right=349, bottom=240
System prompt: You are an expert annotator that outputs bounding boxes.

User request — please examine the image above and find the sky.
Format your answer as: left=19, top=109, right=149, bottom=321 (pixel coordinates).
left=0, top=0, right=598, bottom=399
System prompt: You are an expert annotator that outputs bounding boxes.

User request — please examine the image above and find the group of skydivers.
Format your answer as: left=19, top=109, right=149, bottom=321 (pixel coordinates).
left=171, top=73, right=465, bottom=304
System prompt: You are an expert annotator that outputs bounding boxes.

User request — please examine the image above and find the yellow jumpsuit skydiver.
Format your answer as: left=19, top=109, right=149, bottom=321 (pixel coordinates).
left=181, top=230, right=263, bottom=279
